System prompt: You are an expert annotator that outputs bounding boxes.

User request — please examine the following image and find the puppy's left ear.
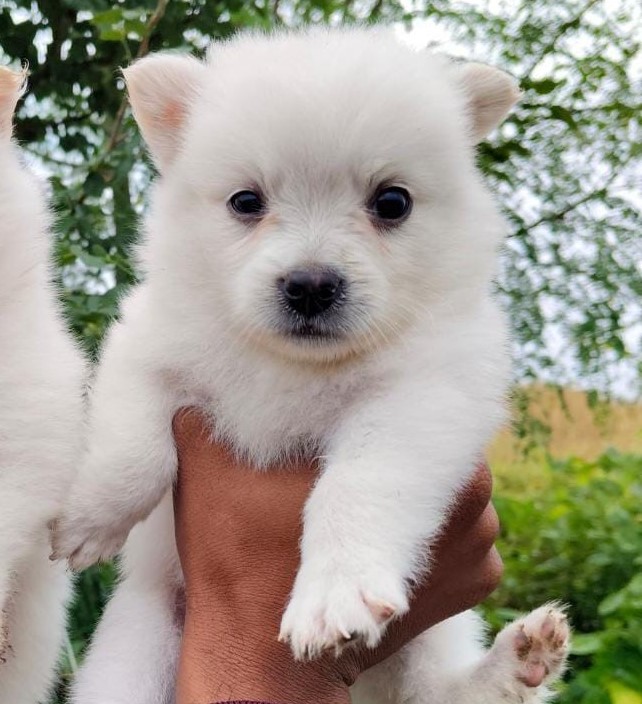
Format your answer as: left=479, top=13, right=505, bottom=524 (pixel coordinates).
left=456, top=63, right=521, bottom=143
left=0, top=66, right=27, bottom=139
left=123, top=53, right=207, bottom=171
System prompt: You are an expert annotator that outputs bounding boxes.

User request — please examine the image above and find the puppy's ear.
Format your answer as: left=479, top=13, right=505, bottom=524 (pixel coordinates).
left=456, top=63, right=521, bottom=143
left=0, top=66, right=26, bottom=139
left=123, top=53, right=206, bottom=170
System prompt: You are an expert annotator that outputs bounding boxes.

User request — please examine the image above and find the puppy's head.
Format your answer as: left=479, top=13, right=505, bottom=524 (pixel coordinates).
left=125, top=30, right=519, bottom=362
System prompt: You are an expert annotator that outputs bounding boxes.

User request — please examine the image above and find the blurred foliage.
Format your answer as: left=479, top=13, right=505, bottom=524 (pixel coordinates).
left=1, top=1, right=641, bottom=702
left=484, top=452, right=642, bottom=703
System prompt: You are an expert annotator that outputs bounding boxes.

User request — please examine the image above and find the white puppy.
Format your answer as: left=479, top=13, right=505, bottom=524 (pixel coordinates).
left=54, top=29, right=569, bottom=704
left=0, top=67, right=85, bottom=704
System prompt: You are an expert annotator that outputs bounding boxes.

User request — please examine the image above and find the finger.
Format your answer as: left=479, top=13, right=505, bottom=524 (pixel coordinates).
left=424, top=546, right=504, bottom=625
left=420, top=546, right=504, bottom=633
left=468, top=502, right=501, bottom=555
left=430, top=464, right=493, bottom=551
left=471, top=546, right=504, bottom=604
left=173, top=407, right=211, bottom=455
left=460, top=462, right=494, bottom=517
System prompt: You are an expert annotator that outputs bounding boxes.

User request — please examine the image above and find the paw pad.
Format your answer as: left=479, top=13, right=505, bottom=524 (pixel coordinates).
left=512, top=605, right=570, bottom=689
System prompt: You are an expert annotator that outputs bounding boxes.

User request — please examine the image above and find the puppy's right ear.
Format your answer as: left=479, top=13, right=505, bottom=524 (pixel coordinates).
left=0, top=66, right=26, bottom=139
left=123, top=53, right=206, bottom=171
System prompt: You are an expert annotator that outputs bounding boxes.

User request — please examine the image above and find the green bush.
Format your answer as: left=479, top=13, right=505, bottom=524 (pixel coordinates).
left=484, top=452, right=642, bottom=703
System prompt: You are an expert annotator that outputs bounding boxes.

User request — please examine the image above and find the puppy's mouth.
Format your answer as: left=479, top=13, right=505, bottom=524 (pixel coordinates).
left=281, top=320, right=343, bottom=342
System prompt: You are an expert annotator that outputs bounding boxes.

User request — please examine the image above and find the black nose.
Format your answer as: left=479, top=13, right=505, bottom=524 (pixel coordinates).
left=279, top=269, right=345, bottom=318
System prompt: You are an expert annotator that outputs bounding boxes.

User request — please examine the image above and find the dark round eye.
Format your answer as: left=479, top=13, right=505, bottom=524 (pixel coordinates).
left=371, top=186, right=412, bottom=223
left=229, top=190, right=265, bottom=217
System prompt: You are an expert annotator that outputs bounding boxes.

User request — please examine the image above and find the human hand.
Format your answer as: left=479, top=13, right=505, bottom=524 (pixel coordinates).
left=173, top=409, right=502, bottom=704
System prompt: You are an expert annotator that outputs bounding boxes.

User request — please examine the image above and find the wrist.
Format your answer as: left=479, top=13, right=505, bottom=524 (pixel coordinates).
left=177, top=601, right=350, bottom=704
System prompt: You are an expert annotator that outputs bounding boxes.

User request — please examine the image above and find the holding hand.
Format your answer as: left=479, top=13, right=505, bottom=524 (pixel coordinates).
left=173, top=409, right=503, bottom=704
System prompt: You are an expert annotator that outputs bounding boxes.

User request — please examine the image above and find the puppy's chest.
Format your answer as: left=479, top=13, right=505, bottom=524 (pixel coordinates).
left=189, top=355, right=380, bottom=463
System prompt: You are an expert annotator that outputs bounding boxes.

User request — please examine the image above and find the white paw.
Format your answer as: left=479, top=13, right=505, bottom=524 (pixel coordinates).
left=492, top=604, right=570, bottom=699
left=50, top=512, right=131, bottom=571
left=279, top=565, right=409, bottom=660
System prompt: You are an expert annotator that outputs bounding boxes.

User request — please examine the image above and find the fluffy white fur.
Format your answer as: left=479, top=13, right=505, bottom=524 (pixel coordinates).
left=0, top=66, right=85, bottom=703
left=53, top=29, right=569, bottom=703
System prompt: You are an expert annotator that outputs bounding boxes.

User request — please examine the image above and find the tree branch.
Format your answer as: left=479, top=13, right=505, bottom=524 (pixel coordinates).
left=522, top=0, right=601, bottom=78
left=104, top=0, right=170, bottom=155
left=511, top=171, right=619, bottom=237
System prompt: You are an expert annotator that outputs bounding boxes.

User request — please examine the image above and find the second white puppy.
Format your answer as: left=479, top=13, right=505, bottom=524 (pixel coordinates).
left=54, top=29, right=569, bottom=704
left=0, top=67, right=85, bottom=704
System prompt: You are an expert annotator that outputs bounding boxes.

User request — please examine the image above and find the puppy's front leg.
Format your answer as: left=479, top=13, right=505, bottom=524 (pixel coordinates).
left=52, top=326, right=180, bottom=570
left=280, top=378, right=502, bottom=660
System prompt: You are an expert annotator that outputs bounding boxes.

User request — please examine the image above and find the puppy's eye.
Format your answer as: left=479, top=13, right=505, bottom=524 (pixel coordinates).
left=229, top=190, right=265, bottom=218
left=371, top=187, right=412, bottom=224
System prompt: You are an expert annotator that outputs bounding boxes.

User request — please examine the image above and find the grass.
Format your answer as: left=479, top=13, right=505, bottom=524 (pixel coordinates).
left=488, top=385, right=642, bottom=494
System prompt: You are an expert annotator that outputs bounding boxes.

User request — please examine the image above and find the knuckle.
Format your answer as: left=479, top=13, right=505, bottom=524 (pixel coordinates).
left=463, top=462, right=493, bottom=519
left=474, top=461, right=493, bottom=504
left=481, top=547, right=504, bottom=595
left=475, top=505, right=501, bottom=551
left=449, top=464, right=494, bottom=533
left=461, top=548, right=504, bottom=612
